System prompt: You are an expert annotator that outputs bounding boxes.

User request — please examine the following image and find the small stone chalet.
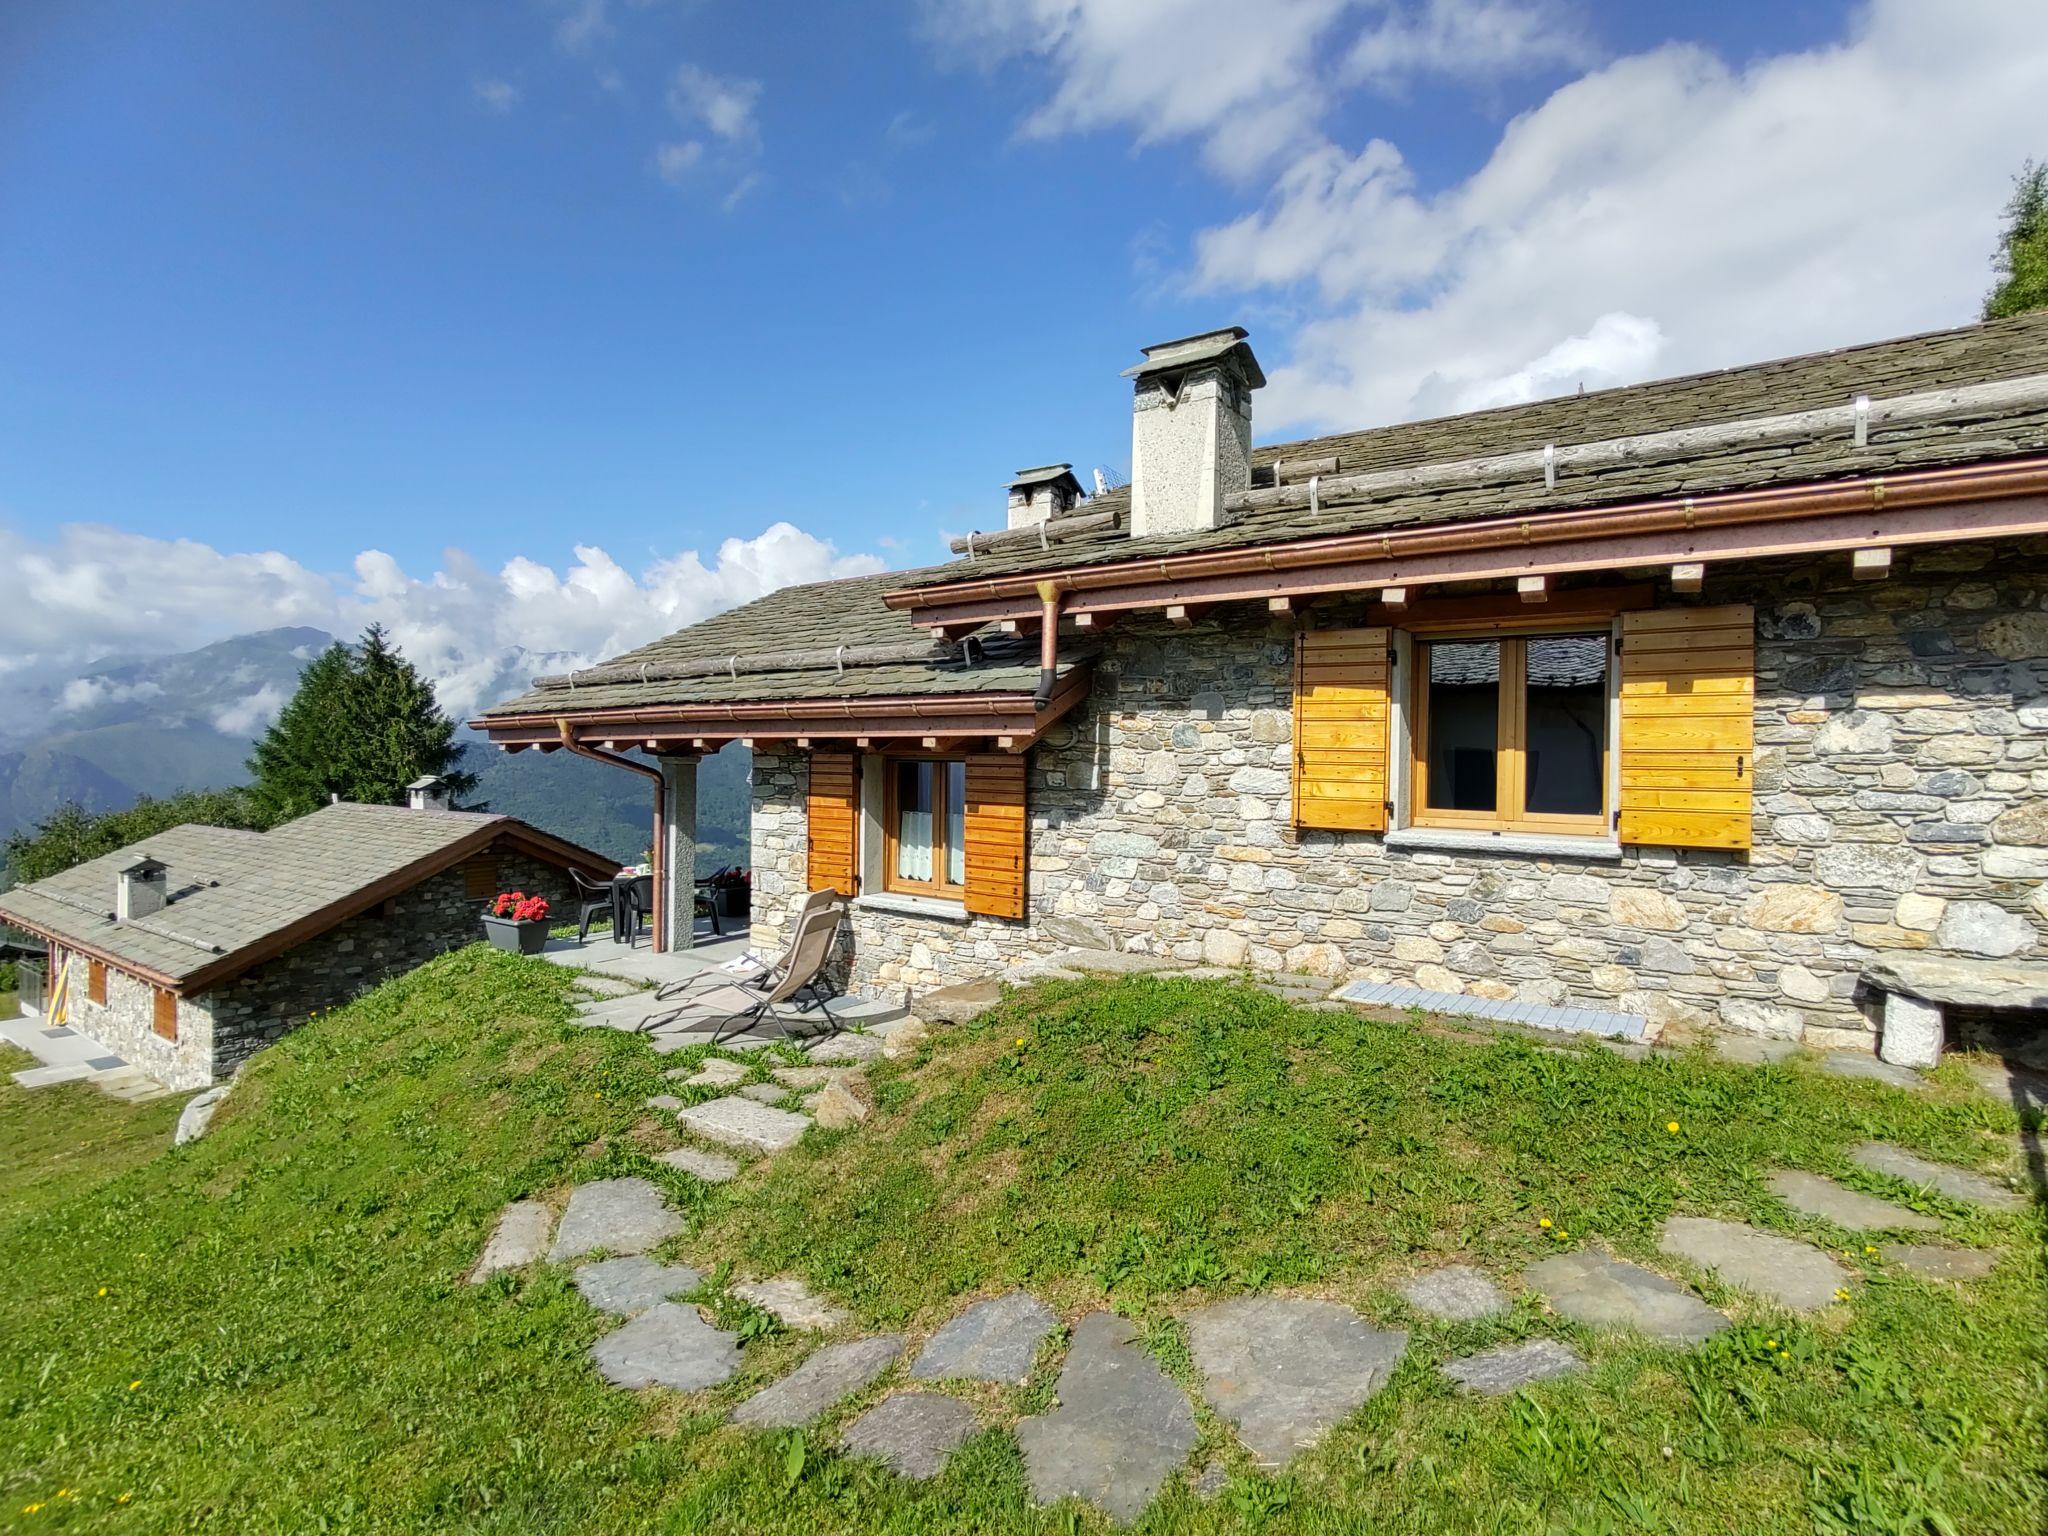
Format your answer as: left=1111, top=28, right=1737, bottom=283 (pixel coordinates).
left=474, top=310, right=2048, bottom=1060
left=0, top=795, right=613, bottom=1089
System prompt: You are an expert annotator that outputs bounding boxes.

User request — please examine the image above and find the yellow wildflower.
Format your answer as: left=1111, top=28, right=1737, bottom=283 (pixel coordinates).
left=1765, top=1339, right=1777, bottom=1348
left=97, top=1287, right=108, bottom=1297
left=129, top=1380, right=141, bottom=1391
left=1538, top=1218, right=1552, bottom=1229
left=119, top=1494, right=132, bottom=1505
left=1015, top=1037, right=1026, bottom=1047
left=23, top=1504, right=42, bottom=1515
left=1863, top=1244, right=1877, bottom=1254
left=1558, top=1229, right=1571, bottom=1239
left=56, top=1490, right=71, bottom=1500
left=1665, top=1121, right=1680, bottom=1134
left=1833, top=1288, right=1850, bottom=1302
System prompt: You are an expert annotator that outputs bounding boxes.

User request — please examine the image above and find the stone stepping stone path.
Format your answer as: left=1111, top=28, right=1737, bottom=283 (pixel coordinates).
left=645, top=1094, right=684, bottom=1112
left=574, top=1256, right=702, bottom=1317
left=1442, top=1339, right=1584, bottom=1395
left=1400, top=1264, right=1508, bottom=1321
left=549, top=1177, right=683, bottom=1262
left=1819, top=1052, right=1927, bottom=1092
left=591, top=1302, right=741, bottom=1391
left=841, top=1392, right=979, bottom=1480
left=910, top=1290, right=1057, bottom=1384
left=773, top=1064, right=864, bottom=1090
left=1016, top=1312, right=1197, bottom=1525
left=807, top=1031, right=888, bottom=1065
left=1190, top=1462, right=1229, bottom=1499
left=1183, top=1297, right=1407, bottom=1468
left=656, top=1146, right=740, bottom=1182
left=738, top=1083, right=791, bottom=1104
left=1660, top=1216, right=1851, bottom=1312
left=1768, top=1170, right=1942, bottom=1232
left=469, top=1199, right=554, bottom=1281
left=678, top=1095, right=811, bottom=1153
left=732, top=1336, right=903, bottom=1428
left=1880, top=1244, right=1999, bottom=1281
left=677, top=1057, right=747, bottom=1089
left=1526, top=1250, right=1729, bottom=1342
left=1851, top=1142, right=2026, bottom=1212
left=733, top=1276, right=851, bottom=1332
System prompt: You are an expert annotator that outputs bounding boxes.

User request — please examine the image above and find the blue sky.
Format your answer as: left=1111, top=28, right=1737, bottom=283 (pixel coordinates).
left=1, top=0, right=2041, bottom=718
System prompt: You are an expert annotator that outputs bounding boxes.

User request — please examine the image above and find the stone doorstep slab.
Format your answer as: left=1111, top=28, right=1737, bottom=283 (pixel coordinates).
left=677, top=1095, right=811, bottom=1154
left=731, top=1335, right=904, bottom=1429
left=1767, top=1170, right=1943, bottom=1233
left=841, top=1392, right=980, bottom=1481
left=548, top=1177, right=684, bottom=1263
left=1863, top=954, right=2048, bottom=1011
left=1849, top=1142, right=2027, bottom=1213
left=1659, top=1217, right=1851, bottom=1313
left=1183, top=1297, right=1407, bottom=1468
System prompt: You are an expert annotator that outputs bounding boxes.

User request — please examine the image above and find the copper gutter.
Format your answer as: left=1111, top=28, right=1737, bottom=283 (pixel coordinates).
left=881, top=456, right=2048, bottom=614
left=470, top=674, right=1091, bottom=735
left=556, top=719, right=666, bottom=953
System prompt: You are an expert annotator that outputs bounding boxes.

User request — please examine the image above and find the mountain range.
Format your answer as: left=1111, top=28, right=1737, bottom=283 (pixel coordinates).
left=0, top=626, right=750, bottom=867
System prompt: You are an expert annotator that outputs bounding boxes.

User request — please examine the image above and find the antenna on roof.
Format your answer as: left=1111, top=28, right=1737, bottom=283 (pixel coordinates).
left=1092, top=467, right=1109, bottom=495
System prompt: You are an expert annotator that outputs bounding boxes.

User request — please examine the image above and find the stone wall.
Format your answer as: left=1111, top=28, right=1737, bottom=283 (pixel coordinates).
left=57, top=843, right=576, bottom=1090
left=749, top=540, right=2048, bottom=1048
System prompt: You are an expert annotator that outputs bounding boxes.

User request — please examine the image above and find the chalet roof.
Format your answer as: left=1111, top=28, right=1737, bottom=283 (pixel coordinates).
left=901, top=308, right=2048, bottom=588
left=0, top=802, right=614, bottom=993
left=478, top=571, right=1089, bottom=721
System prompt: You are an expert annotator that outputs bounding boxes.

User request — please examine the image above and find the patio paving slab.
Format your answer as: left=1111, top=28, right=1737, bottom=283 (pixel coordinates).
left=590, top=1302, right=740, bottom=1392
left=1442, top=1339, right=1585, bottom=1395
left=1525, top=1250, right=1729, bottom=1343
left=573, top=1256, right=702, bottom=1317
left=841, top=1392, right=979, bottom=1480
left=1400, top=1264, right=1509, bottom=1321
left=677, top=1095, right=810, bottom=1153
left=1850, top=1143, right=2026, bottom=1212
left=732, top=1336, right=904, bottom=1428
left=1016, top=1312, right=1197, bottom=1525
left=548, top=1177, right=683, bottom=1262
left=1183, top=1296, right=1407, bottom=1467
left=910, top=1290, right=1057, bottom=1385
left=1659, top=1217, right=1851, bottom=1311
left=1767, top=1170, right=1942, bottom=1232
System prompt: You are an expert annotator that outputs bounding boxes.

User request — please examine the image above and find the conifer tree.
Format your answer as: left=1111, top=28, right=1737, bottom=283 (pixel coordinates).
left=1985, top=160, right=2048, bottom=320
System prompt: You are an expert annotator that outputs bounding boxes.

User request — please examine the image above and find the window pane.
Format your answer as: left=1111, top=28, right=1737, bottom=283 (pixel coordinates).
left=894, top=761, right=934, bottom=881
left=945, top=761, right=966, bottom=887
left=1525, top=633, right=1608, bottom=816
left=1426, top=640, right=1500, bottom=812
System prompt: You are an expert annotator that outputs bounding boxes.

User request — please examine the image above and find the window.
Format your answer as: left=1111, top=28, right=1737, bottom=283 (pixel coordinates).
left=88, top=959, right=107, bottom=1005
left=152, top=987, right=178, bottom=1041
left=884, top=757, right=967, bottom=898
left=1411, top=631, right=1609, bottom=833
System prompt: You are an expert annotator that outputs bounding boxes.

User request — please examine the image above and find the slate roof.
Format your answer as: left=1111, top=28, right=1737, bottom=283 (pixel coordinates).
left=0, top=802, right=612, bottom=990
left=897, top=308, right=2048, bottom=587
left=480, top=571, right=1087, bottom=720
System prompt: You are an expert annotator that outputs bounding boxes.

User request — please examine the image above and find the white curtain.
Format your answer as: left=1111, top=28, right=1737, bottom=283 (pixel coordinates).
left=945, top=761, right=966, bottom=887
left=896, top=762, right=934, bottom=882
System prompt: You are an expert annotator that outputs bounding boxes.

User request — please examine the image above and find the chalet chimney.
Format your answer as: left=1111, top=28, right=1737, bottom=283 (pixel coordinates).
left=1125, top=326, right=1264, bottom=538
left=1005, top=464, right=1085, bottom=529
left=407, top=774, right=451, bottom=811
left=116, top=855, right=168, bottom=923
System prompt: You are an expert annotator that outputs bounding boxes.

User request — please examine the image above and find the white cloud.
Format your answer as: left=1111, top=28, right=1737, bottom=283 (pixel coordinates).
left=55, top=676, right=164, bottom=715
left=472, top=76, right=521, bottom=113
left=211, top=685, right=287, bottom=737
left=0, top=520, right=886, bottom=727
left=668, top=63, right=761, bottom=144
left=554, top=0, right=613, bottom=55
left=655, top=140, right=704, bottom=184
left=1347, top=0, right=1592, bottom=91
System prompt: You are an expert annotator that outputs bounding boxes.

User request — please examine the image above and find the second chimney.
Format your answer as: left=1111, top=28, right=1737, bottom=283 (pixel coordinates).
left=116, top=855, right=169, bottom=923
left=407, top=774, right=452, bottom=811
left=1125, top=327, right=1264, bottom=538
left=1006, top=464, right=1085, bottom=529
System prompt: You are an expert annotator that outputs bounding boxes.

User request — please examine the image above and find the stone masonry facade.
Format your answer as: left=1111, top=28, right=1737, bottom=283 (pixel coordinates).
left=750, top=540, right=2048, bottom=1051
left=56, top=845, right=574, bottom=1090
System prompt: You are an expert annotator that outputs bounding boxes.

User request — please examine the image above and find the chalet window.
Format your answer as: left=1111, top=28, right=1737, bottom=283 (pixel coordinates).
left=88, top=959, right=107, bottom=1006
left=884, top=758, right=967, bottom=899
left=1412, top=632, right=1609, bottom=834
left=152, top=987, right=177, bottom=1041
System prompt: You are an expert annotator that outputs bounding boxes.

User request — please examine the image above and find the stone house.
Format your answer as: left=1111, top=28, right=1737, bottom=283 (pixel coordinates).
left=474, top=310, right=2048, bottom=1057
left=0, top=796, right=613, bottom=1088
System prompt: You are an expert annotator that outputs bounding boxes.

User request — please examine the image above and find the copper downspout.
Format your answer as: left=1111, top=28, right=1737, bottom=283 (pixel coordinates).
left=882, top=456, right=2048, bottom=611
left=557, top=719, right=667, bottom=953
left=1033, top=579, right=1061, bottom=712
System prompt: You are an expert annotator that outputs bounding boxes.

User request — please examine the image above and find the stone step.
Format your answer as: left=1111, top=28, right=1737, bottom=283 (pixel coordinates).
left=678, top=1096, right=811, bottom=1153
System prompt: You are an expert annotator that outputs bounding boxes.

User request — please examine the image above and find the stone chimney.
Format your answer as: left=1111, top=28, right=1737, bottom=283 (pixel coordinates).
left=1006, top=464, right=1086, bottom=529
left=1124, top=327, right=1265, bottom=538
left=407, top=774, right=452, bottom=811
left=116, top=855, right=169, bottom=923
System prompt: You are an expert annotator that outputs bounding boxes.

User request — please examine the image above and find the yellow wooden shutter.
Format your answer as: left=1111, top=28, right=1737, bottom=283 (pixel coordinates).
left=806, top=752, right=859, bottom=896
left=1617, top=604, right=1755, bottom=850
left=1293, top=626, right=1391, bottom=832
left=962, top=754, right=1028, bottom=919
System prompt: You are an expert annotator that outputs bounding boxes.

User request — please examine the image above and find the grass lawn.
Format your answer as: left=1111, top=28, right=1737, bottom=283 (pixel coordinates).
left=1, top=950, right=2042, bottom=1534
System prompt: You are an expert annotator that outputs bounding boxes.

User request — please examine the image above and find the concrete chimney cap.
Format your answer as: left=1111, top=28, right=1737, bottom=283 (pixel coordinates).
left=119, top=854, right=168, bottom=877
left=407, top=774, right=448, bottom=791
left=1007, top=464, right=1084, bottom=495
left=1122, top=327, right=1265, bottom=389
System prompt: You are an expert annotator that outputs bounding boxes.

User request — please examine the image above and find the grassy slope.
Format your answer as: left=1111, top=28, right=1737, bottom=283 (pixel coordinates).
left=1, top=956, right=2042, bottom=1535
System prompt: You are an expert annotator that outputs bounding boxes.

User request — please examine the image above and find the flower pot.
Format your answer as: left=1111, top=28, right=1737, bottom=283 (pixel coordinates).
left=481, top=915, right=551, bottom=956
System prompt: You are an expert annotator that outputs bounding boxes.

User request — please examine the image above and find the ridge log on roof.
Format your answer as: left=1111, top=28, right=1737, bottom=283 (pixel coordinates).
left=532, top=637, right=958, bottom=691
left=948, top=507, right=1121, bottom=557
left=1228, top=373, right=2048, bottom=518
